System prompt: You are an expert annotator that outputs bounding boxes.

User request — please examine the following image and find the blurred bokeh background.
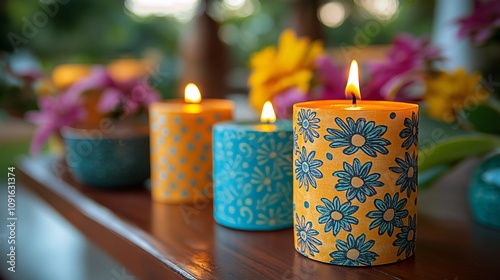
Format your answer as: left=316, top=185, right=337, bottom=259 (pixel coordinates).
left=0, top=0, right=440, bottom=174
left=0, top=0, right=434, bottom=103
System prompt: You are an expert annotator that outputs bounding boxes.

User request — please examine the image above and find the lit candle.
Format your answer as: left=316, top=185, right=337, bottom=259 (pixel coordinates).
left=213, top=102, right=293, bottom=231
left=149, top=83, right=233, bottom=204
left=293, top=60, right=418, bottom=266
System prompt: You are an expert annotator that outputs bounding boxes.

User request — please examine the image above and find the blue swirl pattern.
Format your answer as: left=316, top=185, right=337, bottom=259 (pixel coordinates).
left=213, top=121, right=293, bottom=230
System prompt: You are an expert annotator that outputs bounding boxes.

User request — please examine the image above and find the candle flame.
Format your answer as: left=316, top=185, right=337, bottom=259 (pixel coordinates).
left=184, top=83, right=202, bottom=104
left=345, top=60, right=361, bottom=104
left=260, top=101, right=276, bottom=123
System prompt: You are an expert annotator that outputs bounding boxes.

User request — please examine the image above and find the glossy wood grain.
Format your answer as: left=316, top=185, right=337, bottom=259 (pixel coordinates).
left=19, top=156, right=500, bottom=279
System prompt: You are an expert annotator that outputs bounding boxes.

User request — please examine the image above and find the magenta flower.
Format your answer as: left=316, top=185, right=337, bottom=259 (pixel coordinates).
left=97, top=77, right=160, bottom=116
left=26, top=92, right=87, bottom=155
left=272, top=56, right=347, bottom=119
left=273, top=87, right=310, bottom=119
left=364, top=34, right=443, bottom=101
left=66, top=66, right=160, bottom=116
left=26, top=66, right=160, bottom=154
left=457, top=0, right=500, bottom=46
left=315, top=55, right=346, bottom=100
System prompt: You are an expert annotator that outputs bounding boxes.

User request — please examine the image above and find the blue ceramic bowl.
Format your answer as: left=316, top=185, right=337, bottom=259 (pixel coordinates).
left=62, top=124, right=150, bottom=189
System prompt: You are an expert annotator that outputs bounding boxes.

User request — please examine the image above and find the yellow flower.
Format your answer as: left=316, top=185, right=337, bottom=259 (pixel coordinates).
left=248, top=29, right=323, bottom=112
left=424, top=68, right=489, bottom=122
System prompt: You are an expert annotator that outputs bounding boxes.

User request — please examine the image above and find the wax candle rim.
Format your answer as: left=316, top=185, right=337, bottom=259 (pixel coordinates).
left=149, top=99, right=234, bottom=112
left=214, top=119, right=292, bottom=131
left=214, top=119, right=292, bottom=125
left=294, top=100, right=418, bottom=111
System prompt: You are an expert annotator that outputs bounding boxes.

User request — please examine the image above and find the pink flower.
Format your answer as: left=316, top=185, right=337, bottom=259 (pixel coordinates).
left=26, top=92, right=87, bottom=155
left=64, top=66, right=115, bottom=97
left=457, top=0, right=500, bottom=46
left=272, top=56, right=346, bottom=119
left=68, top=66, right=160, bottom=116
left=97, top=78, right=160, bottom=116
left=58, top=66, right=160, bottom=115
left=315, top=55, right=346, bottom=100
left=25, top=66, right=160, bottom=154
left=364, top=34, right=443, bottom=101
left=272, top=87, right=310, bottom=119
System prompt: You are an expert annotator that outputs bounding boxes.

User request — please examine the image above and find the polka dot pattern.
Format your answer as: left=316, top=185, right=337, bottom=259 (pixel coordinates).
left=149, top=101, right=233, bottom=203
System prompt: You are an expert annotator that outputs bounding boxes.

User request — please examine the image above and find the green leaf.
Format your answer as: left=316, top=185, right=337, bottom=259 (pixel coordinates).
left=419, top=112, right=470, bottom=145
left=418, top=163, right=455, bottom=190
left=460, top=103, right=500, bottom=135
left=419, top=135, right=500, bottom=172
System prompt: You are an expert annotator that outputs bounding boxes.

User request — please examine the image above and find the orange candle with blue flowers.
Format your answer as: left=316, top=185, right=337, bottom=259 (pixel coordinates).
left=293, top=60, right=418, bottom=266
left=149, top=83, right=233, bottom=204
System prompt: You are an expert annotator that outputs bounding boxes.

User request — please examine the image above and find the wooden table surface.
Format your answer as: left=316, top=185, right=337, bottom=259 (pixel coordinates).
left=19, top=156, right=500, bottom=279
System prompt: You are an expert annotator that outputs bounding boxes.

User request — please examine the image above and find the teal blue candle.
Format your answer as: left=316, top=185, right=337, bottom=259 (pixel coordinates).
left=213, top=120, right=293, bottom=231
left=470, top=152, right=500, bottom=229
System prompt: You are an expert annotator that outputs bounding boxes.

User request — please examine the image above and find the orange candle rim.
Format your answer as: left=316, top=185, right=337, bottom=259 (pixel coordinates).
left=149, top=99, right=234, bottom=112
left=294, top=100, right=418, bottom=111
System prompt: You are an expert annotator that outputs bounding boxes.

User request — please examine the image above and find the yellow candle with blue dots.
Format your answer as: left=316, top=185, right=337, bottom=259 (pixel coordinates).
left=149, top=83, right=233, bottom=204
left=293, top=61, right=419, bottom=266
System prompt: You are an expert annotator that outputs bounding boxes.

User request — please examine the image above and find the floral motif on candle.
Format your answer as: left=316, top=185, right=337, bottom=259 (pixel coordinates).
left=329, top=233, right=379, bottom=266
left=213, top=118, right=294, bottom=231
left=295, top=214, right=322, bottom=257
left=250, top=166, right=281, bottom=192
left=297, top=108, right=321, bottom=143
left=293, top=103, right=418, bottom=266
left=294, top=146, right=324, bottom=191
left=256, top=138, right=291, bottom=168
left=324, top=117, right=391, bottom=157
left=393, top=215, right=417, bottom=257
left=332, top=159, right=384, bottom=203
left=389, top=151, right=418, bottom=197
left=316, top=196, right=359, bottom=237
left=293, top=60, right=418, bottom=266
left=366, top=193, right=408, bottom=237
left=400, top=112, right=419, bottom=149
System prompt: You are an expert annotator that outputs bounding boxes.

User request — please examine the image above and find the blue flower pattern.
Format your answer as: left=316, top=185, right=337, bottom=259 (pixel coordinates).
left=389, top=151, right=418, bottom=197
left=297, top=109, right=320, bottom=143
left=325, top=117, right=391, bottom=157
left=293, top=109, right=418, bottom=265
left=367, top=193, right=408, bottom=236
left=295, top=214, right=322, bottom=256
left=333, top=159, right=384, bottom=203
left=393, top=215, right=416, bottom=257
left=295, top=146, right=323, bottom=191
left=329, top=234, right=379, bottom=266
left=317, top=196, right=359, bottom=236
left=400, top=112, right=418, bottom=149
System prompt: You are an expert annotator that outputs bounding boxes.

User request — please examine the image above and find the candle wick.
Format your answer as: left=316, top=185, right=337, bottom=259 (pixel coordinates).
left=352, top=93, right=357, bottom=105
